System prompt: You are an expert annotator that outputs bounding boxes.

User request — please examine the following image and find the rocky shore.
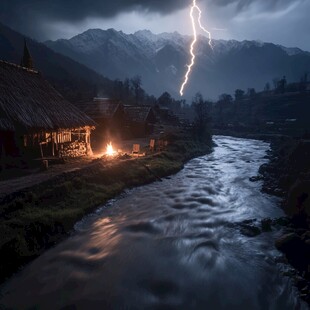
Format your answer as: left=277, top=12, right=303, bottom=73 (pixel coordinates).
left=258, top=137, right=310, bottom=304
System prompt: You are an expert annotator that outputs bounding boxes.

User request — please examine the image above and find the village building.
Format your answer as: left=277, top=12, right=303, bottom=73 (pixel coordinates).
left=76, top=98, right=125, bottom=149
left=155, top=106, right=180, bottom=126
left=0, top=59, right=96, bottom=165
left=124, top=106, right=157, bottom=138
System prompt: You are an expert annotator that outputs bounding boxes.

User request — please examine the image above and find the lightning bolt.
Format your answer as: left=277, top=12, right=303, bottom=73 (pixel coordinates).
left=180, top=0, right=213, bottom=97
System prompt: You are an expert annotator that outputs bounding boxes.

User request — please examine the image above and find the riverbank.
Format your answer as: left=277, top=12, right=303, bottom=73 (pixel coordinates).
left=214, top=130, right=310, bottom=303
left=2, top=135, right=304, bottom=310
left=237, top=134, right=310, bottom=304
left=256, top=137, right=310, bottom=304
left=0, top=131, right=212, bottom=283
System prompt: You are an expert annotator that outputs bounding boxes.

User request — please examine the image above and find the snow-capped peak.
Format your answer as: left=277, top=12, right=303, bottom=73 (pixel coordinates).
left=278, top=45, right=303, bottom=56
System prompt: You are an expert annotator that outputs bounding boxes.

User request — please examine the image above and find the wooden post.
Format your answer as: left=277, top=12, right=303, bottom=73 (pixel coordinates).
left=51, top=132, right=55, bottom=157
left=85, top=127, right=93, bottom=156
left=149, top=139, right=155, bottom=152
left=39, top=143, right=44, bottom=158
left=55, top=130, right=59, bottom=152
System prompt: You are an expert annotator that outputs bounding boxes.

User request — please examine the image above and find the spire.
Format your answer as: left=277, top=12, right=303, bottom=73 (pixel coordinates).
left=20, top=39, right=34, bottom=69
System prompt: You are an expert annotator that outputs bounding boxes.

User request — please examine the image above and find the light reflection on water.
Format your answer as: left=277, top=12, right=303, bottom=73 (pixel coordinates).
left=0, top=136, right=307, bottom=309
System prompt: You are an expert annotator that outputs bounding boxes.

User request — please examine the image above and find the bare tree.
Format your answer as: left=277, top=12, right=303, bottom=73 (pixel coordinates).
left=234, top=89, right=245, bottom=101
left=272, top=77, right=280, bottom=90
left=131, top=75, right=144, bottom=104
left=219, top=93, right=233, bottom=103
left=191, top=93, right=212, bottom=142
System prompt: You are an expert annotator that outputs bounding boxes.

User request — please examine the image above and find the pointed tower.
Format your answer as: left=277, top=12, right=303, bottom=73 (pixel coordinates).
left=20, top=39, right=34, bottom=69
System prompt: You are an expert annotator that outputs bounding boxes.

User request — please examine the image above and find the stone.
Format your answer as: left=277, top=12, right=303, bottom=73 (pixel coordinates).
left=240, top=224, right=261, bottom=237
left=294, top=276, right=307, bottom=290
left=301, top=231, right=310, bottom=241
left=249, top=175, right=262, bottom=182
left=261, top=218, right=272, bottom=232
left=275, top=233, right=308, bottom=272
left=275, top=233, right=301, bottom=253
left=273, top=217, right=290, bottom=227
left=242, top=219, right=256, bottom=224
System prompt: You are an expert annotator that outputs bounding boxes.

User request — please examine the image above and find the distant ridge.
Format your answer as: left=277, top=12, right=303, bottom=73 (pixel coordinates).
left=0, top=22, right=113, bottom=102
left=45, top=28, right=310, bottom=100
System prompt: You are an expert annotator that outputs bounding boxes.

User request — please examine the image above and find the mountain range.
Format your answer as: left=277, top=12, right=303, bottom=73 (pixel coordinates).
left=1, top=22, right=309, bottom=103
left=45, top=28, right=310, bottom=100
left=0, top=23, right=113, bottom=103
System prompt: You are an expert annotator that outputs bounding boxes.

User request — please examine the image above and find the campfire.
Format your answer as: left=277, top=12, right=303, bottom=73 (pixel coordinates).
left=105, top=142, right=117, bottom=157
left=99, top=141, right=147, bottom=160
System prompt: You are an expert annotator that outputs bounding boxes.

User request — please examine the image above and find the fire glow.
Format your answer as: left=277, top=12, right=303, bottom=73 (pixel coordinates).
left=106, top=142, right=116, bottom=156
left=180, top=0, right=213, bottom=96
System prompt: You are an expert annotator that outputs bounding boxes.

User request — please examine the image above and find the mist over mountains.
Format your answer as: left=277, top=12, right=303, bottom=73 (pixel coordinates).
left=45, top=28, right=310, bottom=100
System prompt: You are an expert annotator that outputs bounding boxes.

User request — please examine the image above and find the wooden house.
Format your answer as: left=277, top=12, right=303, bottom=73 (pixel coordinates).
left=77, top=98, right=125, bottom=148
left=155, top=106, right=180, bottom=125
left=124, top=106, right=156, bottom=138
left=0, top=60, right=96, bottom=162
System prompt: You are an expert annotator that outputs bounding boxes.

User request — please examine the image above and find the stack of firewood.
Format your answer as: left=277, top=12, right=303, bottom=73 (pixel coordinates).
left=59, top=140, right=87, bottom=157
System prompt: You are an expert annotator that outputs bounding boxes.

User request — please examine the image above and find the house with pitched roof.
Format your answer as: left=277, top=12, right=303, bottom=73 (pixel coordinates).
left=0, top=44, right=96, bottom=162
left=77, top=98, right=125, bottom=147
left=124, top=106, right=156, bottom=138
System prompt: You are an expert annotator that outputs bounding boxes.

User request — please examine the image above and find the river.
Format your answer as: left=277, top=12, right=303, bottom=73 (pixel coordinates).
left=0, top=136, right=307, bottom=309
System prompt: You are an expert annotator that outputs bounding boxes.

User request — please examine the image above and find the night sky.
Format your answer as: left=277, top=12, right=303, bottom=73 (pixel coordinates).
left=0, top=0, right=309, bottom=50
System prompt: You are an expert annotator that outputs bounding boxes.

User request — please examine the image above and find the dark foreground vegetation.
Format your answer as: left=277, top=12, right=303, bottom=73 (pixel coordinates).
left=0, top=131, right=212, bottom=283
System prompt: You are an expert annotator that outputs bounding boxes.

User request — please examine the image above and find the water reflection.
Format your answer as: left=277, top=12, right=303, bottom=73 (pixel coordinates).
left=0, top=136, right=306, bottom=309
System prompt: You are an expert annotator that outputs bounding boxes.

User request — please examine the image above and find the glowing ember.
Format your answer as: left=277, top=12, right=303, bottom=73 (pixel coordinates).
left=106, top=142, right=116, bottom=156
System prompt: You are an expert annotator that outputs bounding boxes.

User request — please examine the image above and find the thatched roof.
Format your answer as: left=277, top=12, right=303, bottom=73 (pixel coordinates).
left=124, top=106, right=156, bottom=123
left=77, top=98, right=122, bottom=120
left=0, top=60, right=96, bottom=131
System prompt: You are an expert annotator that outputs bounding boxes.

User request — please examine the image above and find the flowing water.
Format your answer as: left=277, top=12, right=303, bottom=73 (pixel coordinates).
left=0, top=136, right=307, bottom=309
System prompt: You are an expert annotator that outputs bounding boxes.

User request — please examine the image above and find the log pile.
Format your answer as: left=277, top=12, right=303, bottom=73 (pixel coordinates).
left=59, top=140, right=87, bottom=158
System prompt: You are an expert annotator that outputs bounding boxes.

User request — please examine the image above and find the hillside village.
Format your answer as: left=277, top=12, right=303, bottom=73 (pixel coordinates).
left=0, top=34, right=216, bottom=281
left=1, top=13, right=310, bottom=309
left=1, top=38, right=310, bottom=180
left=0, top=41, right=180, bottom=179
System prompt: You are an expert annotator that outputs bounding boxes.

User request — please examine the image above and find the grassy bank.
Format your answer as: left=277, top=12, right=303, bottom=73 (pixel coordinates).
left=0, top=132, right=212, bottom=282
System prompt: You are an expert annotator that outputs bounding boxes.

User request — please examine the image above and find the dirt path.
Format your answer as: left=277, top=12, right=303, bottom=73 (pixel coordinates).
left=0, top=138, right=150, bottom=199
left=0, top=157, right=96, bottom=198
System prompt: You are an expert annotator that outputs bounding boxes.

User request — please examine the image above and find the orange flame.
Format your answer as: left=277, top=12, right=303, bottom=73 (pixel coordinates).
left=106, top=142, right=116, bottom=156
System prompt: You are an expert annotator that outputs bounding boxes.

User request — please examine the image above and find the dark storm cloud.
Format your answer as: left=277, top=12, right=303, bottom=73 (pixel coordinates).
left=210, top=0, right=304, bottom=11
left=0, top=0, right=189, bottom=23
left=0, top=0, right=302, bottom=24
left=0, top=0, right=305, bottom=40
left=0, top=0, right=188, bottom=39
